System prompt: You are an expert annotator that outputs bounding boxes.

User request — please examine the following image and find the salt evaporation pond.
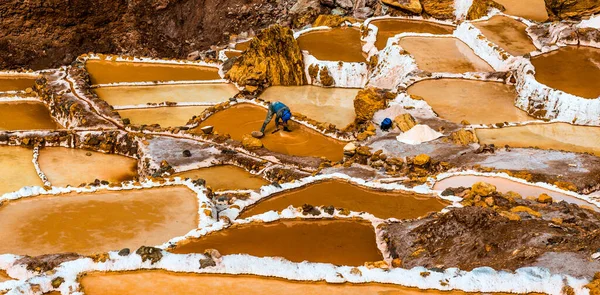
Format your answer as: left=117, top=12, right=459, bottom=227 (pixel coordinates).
left=234, top=39, right=252, bottom=51
left=239, top=180, right=448, bottom=219
left=406, top=79, right=532, bottom=124
left=118, top=106, right=209, bottom=127
left=0, top=146, right=43, bottom=195
left=473, top=16, right=536, bottom=56
left=370, top=19, right=454, bottom=50
left=0, top=186, right=198, bottom=255
left=493, top=0, right=548, bottom=22
left=297, top=27, right=365, bottom=62
left=0, top=75, right=37, bottom=92
left=260, top=86, right=359, bottom=128
left=0, top=270, right=12, bottom=282
left=0, top=101, right=62, bottom=130
left=398, top=37, right=493, bottom=73
left=172, top=165, right=268, bottom=191
left=171, top=219, right=382, bottom=266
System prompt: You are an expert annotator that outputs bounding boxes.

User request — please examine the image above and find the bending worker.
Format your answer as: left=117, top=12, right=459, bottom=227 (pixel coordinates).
left=260, top=101, right=292, bottom=134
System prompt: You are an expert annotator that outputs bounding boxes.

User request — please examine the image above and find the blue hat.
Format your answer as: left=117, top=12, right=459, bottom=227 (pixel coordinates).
left=282, top=110, right=292, bottom=123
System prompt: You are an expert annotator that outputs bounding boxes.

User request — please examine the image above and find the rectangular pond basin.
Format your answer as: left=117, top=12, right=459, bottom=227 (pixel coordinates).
left=406, top=79, right=533, bottom=124
left=38, top=147, right=138, bottom=187
left=170, top=219, right=382, bottom=266
left=493, top=0, right=548, bottom=22
left=0, top=186, right=198, bottom=256
left=0, top=146, right=43, bottom=195
left=370, top=19, right=454, bottom=50
left=260, top=86, right=359, bottom=128
left=0, top=75, right=37, bottom=92
left=172, top=165, right=268, bottom=191
left=398, top=37, right=493, bottom=73
left=193, top=103, right=345, bottom=161
left=0, top=101, right=62, bottom=130
left=85, top=60, right=221, bottom=85
left=93, top=83, right=238, bottom=107
left=118, top=106, right=209, bottom=127
left=297, top=27, right=366, bottom=62
left=239, top=180, right=449, bottom=219
left=473, top=16, right=537, bottom=56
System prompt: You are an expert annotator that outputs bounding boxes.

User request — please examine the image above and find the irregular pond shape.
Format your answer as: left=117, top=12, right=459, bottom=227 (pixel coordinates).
left=0, top=75, right=37, bottom=92
left=194, top=104, right=345, bottom=161
left=473, top=15, right=536, bottom=56
left=94, top=83, right=238, bottom=107
left=398, top=37, right=493, bottom=73
left=406, top=79, right=533, bottom=124
left=434, top=175, right=597, bottom=210
left=81, top=271, right=479, bottom=295
left=493, top=0, right=548, bottom=22
left=371, top=19, right=454, bottom=50
left=118, top=106, right=209, bottom=127
left=0, top=146, right=42, bottom=195
left=85, top=60, right=221, bottom=85
left=0, top=186, right=198, bottom=256
left=239, top=180, right=448, bottom=219
left=38, top=147, right=138, bottom=187
left=0, top=101, right=62, bottom=130
left=170, top=219, right=382, bottom=266
left=475, top=123, right=600, bottom=156
left=297, top=27, right=365, bottom=62
left=260, top=86, right=359, bottom=128
left=225, top=51, right=242, bottom=59
left=530, top=46, right=600, bottom=99
left=0, top=270, right=12, bottom=282
left=172, top=165, right=268, bottom=191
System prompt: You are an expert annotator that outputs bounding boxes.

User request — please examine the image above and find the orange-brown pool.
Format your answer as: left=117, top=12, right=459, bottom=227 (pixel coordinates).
left=0, top=75, right=37, bottom=92
left=172, top=165, right=268, bottom=191
left=0, top=101, right=62, bottom=130
left=297, top=27, right=366, bottom=62
left=493, top=0, right=548, bottom=22
left=0, top=146, right=43, bottom=195
left=473, top=16, right=536, bottom=56
left=371, top=19, right=454, bottom=50
left=119, top=106, right=209, bottom=127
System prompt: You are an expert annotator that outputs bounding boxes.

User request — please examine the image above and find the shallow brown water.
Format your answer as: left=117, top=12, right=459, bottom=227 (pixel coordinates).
left=171, top=219, right=382, bottom=265
left=0, top=146, right=42, bottom=195
left=0, top=270, right=12, bottom=282
left=531, top=46, right=600, bottom=99
left=118, top=106, right=209, bottom=127
left=297, top=27, right=365, bottom=62
left=0, top=75, right=37, bottom=92
left=94, top=83, right=238, bottom=107
left=473, top=16, right=536, bottom=56
left=0, top=186, right=198, bottom=256
left=399, top=37, right=493, bottom=73
left=85, top=60, right=221, bottom=85
left=260, top=86, right=359, bottom=128
left=493, top=0, right=548, bottom=22
left=407, top=79, right=532, bottom=124
left=240, top=180, right=448, bottom=219
left=195, top=104, right=345, bottom=161
left=0, top=101, right=61, bottom=130
left=38, top=147, right=138, bottom=187
left=235, top=39, right=252, bottom=51
left=371, top=19, right=454, bottom=50
left=225, top=51, right=242, bottom=59
left=476, top=123, right=600, bottom=156
left=172, top=165, right=268, bottom=191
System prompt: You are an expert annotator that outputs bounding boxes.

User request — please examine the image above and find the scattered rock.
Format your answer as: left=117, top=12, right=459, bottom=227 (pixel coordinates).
left=354, top=88, right=394, bottom=124
left=471, top=182, right=496, bottom=197
left=381, top=0, right=422, bottom=13
left=302, top=204, right=321, bottom=215
left=187, top=50, right=201, bottom=61
left=135, top=246, right=163, bottom=264
left=413, top=154, right=430, bottom=166
left=182, top=150, right=192, bottom=157
left=242, top=134, right=263, bottom=149
left=393, top=113, right=416, bottom=132
left=356, top=146, right=372, bottom=156
left=201, top=126, right=214, bottom=134
left=199, top=257, right=217, bottom=268
left=118, top=248, right=130, bottom=256
left=510, top=206, right=542, bottom=218
left=343, top=142, right=357, bottom=155
left=51, top=277, right=64, bottom=288
left=537, top=193, right=553, bottom=204
left=449, top=129, right=478, bottom=145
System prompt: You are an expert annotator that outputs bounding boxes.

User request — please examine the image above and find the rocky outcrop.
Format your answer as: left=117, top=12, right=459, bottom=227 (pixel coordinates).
left=467, top=0, right=505, bottom=20
left=241, top=134, right=263, bottom=149
left=353, top=88, right=395, bottom=124
left=545, top=0, right=600, bottom=20
left=448, top=129, right=478, bottom=145
left=420, top=0, right=455, bottom=19
left=312, top=14, right=357, bottom=27
left=393, top=113, right=416, bottom=132
left=381, top=0, right=422, bottom=14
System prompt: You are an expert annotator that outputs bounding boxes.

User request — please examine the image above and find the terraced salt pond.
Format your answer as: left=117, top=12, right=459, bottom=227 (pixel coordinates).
left=473, top=16, right=536, bottom=56
left=85, top=60, right=221, bottom=85
left=171, top=219, right=382, bottom=265
left=0, top=101, right=62, bottom=130
left=398, top=37, right=493, bottom=73
left=434, top=175, right=596, bottom=209
left=0, top=186, right=198, bottom=255
left=493, top=0, right=548, bottom=22
left=407, top=79, right=532, bottom=124
left=531, top=46, right=600, bottom=99
left=0, top=75, right=37, bottom=92
left=239, top=180, right=448, bottom=219
left=195, top=103, right=345, bottom=161
left=119, top=106, right=209, bottom=127
left=0, top=270, right=12, bottom=282
left=260, top=86, right=359, bottom=128
left=370, top=19, right=454, bottom=50
left=297, top=27, right=365, bottom=62
left=476, top=123, right=600, bottom=156
left=172, top=165, right=268, bottom=191
left=0, top=146, right=42, bottom=195
left=38, top=147, right=138, bottom=187
left=234, top=39, right=252, bottom=51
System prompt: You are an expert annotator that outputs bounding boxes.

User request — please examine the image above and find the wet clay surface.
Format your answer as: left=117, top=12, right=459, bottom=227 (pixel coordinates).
left=371, top=19, right=454, bottom=50
left=0, top=76, right=37, bottom=92
left=240, top=180, right=448, bottom=219
left=398, top=37, right=493, bottom=73
left=0, top=146, right=43, bottom=195
left=171, top=219, right=382, bottom=265
left=531, top=46, right=600, bottom=99
left=407, top=79, right=532, bottom=124
left=85, top=60, right=221, bottom=85
left=493, top=0, right=549, bottom=22
left=0, top=101, right=62, bottom=130
left=38, top=147, right=138, bottom=187
left=260, top=86, right=359, bottom=128
left=0, top=270, right=12, bottom=282
left=476, top=123, right=600, bottom=156
left=297, top=28, right=365, bottom=62
left=173, top=165, right=268, bottom=191
left=81, top=271, right=477, bottom=295
left=195, top=104, right=345, bottom=161
left=118, top=106, right=209, bottom=127
left=0, top=186, right=198, bottom=256
left=473, top=16, right=536, bottom=56
left=94, top=83, right=238, bottom=107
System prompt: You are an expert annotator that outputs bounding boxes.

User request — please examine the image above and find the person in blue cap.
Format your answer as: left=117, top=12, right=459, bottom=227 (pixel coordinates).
left=260, top=101, right=292, bottom=134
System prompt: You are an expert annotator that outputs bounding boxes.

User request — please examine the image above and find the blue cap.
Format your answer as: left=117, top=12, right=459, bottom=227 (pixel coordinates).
left=282, top=110, right=292, bottom=123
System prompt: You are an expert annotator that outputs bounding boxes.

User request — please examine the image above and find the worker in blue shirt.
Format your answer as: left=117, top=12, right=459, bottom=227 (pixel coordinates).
left=260, top=101, right=292, bottom=134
